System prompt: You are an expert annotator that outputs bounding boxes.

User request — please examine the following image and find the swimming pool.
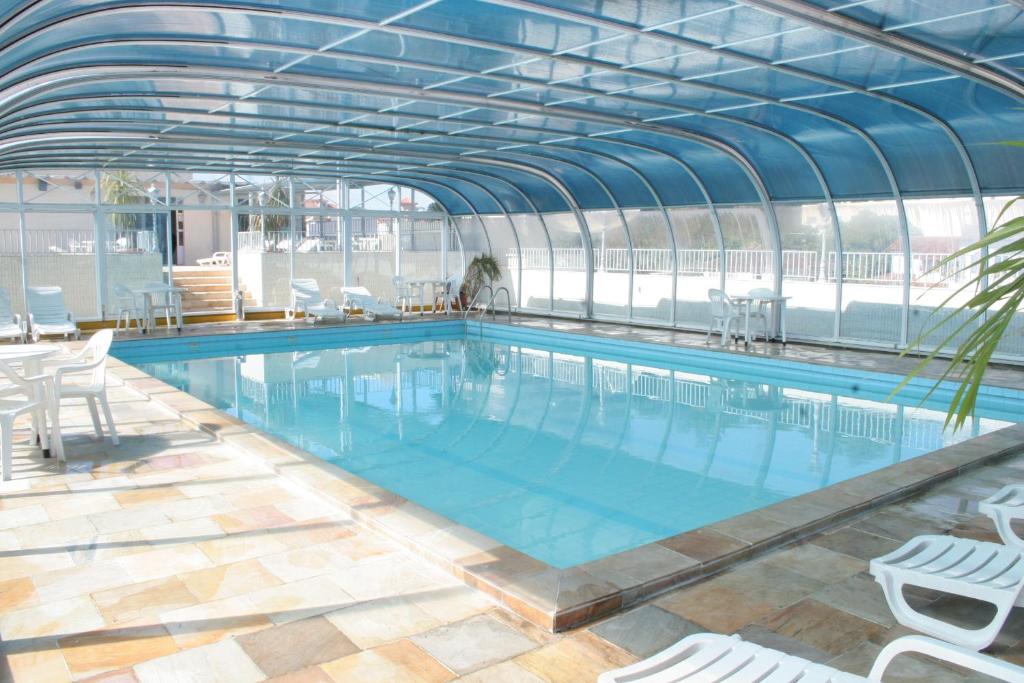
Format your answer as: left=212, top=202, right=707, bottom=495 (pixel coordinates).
left=114, top=321, right=1018, bottom=568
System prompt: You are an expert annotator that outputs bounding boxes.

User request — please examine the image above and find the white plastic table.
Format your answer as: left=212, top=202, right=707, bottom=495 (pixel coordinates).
left=0, top=344, right=64, bottom=459
left=730, top=294, right=791, bottom=346
left=132, top=284, right=185, bottom=333
left=408, top=279, right=446, bottom=315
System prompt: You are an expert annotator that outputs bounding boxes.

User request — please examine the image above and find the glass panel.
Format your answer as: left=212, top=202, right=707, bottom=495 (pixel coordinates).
left=399, top=216, right=446, bottom=312
left=293, top=213, right=344, bottom=312
left=170, top=172, right=232, bottom=208
left=176, top=208, right=233, bottom=312
left=23, top=211, right=99, bottom=320
left=904, top=198, right=981, bottom=351
left=237, top=211, right=292, bottom=309
left=625, top=210, right=672, bottom=322
left=350, top=214, right=397, bottom=302
left=22, top=170, right=95, bottom=204
left=836, top=200, right=903, bottom=345
left=100, top=171, right=166, bottom=207
left=986, top=195, right=1024, bottom=358
left=588, top=209, right=630, bottom=319
left=102, top=211, right=167, bottom=322
left=480, top=215, right=520, bottom=307
left=668, top=206, right=719, bottom=329
left=0, top=212, right=24, bottom=317
left=546, top=212, right=586, bottom=315
left=718, top=204, right=775, bottom=299
left=776, top=203, right=836, bottom=339
left=512, top=214, right=552, bottom=311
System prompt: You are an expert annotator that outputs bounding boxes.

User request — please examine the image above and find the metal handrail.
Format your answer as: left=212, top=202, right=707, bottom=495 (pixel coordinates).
left=483, top=286, right=512, bottom=324
left=462, top=285, right=494, bottom=319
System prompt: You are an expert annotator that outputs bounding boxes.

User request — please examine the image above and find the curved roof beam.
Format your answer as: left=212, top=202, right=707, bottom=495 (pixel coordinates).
left=0, top=54, right=823, bottom=202
left=0, top=67, right=783, bottom=214
left=733, top=0, right=1024, bottom=100
left=481, top=0, right=994, bottom=202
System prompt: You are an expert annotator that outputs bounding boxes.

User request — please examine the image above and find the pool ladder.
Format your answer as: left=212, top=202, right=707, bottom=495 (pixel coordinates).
left=463, top=285, right=512, bottom=324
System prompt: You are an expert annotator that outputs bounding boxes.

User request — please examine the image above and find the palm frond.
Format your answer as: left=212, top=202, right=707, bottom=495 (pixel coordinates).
left=894, top=194, right=1024, bottom=430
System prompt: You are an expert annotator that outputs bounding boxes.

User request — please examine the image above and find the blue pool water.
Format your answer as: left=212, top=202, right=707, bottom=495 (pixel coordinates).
left=115, top=322, right=1018, bottom=568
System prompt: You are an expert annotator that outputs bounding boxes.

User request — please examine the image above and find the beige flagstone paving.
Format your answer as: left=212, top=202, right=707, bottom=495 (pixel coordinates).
left=0, top=321, right=1022, bottom=681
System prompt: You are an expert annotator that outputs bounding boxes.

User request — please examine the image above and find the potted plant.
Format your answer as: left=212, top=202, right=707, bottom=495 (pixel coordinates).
left=460, top=254, right=501, bottom=307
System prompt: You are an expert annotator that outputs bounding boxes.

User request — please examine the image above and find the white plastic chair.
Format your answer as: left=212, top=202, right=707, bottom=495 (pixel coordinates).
left=288, top=279, right=345, bottom=324
left=392, top=276, right=421, bottom=314
left=706, top=289, right=740, bottom=346
left=112, top=284, right=143, bottom=335
left=45, top=329, right=118, bottom=447
left=27, top=286, right=79, bottom=342
left=599, top=632, right=1024, bottom=682
left=747, top=287, right=774, bottom=341
left=341, top=287, right=404, bottom=322
left=435, top=275, right=463, bottom=315
left=0, top=360, right=52, bottom=481
left=0, top=288, right=26, bottom=343
left=142, top=283, right=182, bottom=332
left=980, top=484, right=1024, bottom=550
left=869, top=534, right=1024, bottom=650
left=197, top=251, right=230, bottom=266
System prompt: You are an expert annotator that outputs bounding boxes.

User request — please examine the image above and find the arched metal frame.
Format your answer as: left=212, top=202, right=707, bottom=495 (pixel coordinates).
left=0, top=0, right=1019, bottom=354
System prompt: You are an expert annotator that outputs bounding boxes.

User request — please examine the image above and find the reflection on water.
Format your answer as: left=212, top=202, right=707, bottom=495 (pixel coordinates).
left=142, top=339, right=1008, bottom=568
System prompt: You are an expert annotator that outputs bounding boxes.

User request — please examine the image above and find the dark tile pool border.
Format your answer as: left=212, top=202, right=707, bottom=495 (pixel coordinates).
left=107, top=321, right=1024, bottom=631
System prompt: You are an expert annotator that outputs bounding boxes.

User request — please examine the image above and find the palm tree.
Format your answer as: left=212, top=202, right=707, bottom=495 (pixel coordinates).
left=897, top=192, right=1024, bottom=430
left=100, top=171, right=147, bottom=229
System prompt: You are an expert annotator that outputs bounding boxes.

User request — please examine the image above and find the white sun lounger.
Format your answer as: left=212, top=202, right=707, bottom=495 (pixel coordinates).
left=0, top=288, right=26, bottom=343
left=289, top=279, right=345, bottom=324
left=27, top=286, right=80, bottom=342
left=980, top=484, right=1024, bottom=551
left=197, top=251, right=230, bottom=266
left=870, top=534, right=1024, bottom=650
left=599, top=632, right=1024, bottom=683
left=341, top=287, right=404, bottom=322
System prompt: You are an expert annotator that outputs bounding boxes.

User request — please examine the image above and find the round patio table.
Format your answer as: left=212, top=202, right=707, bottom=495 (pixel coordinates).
left=0, top=344, right=64, bottom=459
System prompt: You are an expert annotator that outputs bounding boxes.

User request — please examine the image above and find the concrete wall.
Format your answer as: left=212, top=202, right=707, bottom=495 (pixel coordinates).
left=237, top=250, right=444, bottom=309
left=1, top=253, right=163, bottom=320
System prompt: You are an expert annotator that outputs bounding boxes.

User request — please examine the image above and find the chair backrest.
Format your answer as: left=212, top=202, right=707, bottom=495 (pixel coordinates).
left=446, top=275, right=463, bottom=298
left=708, top=289, right=732, bottom=318
left=71, top=329, right=114, bottom=387
left=291, top=278, right=322, bottom=305
left=112, top=283, right=135, bottom=303
left=0, top=287, right=15, bottom=325
left=27, top=286, right=68, bottom=323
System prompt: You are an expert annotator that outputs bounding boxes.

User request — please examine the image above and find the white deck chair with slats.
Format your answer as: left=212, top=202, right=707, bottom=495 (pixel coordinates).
left=341, top=287, right=403, bottom=322
left=288, top=279, right=345, bottom=324
left=599, top=633, right=1024, bottom=683
left=869, top=534, right=1024, bottom=650
left=27, top=286, right=79, bottom=342
left=0, top=288, right=26, bottom=343
left=980, top=484, right=1024, bottom=550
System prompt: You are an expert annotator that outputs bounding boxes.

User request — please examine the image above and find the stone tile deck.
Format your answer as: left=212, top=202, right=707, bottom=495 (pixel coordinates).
left=1, top=320, right=1022, bottom=681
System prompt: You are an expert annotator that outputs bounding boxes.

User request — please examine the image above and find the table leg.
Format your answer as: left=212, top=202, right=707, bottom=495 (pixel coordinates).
left=744, top=302, right=751, bottom=348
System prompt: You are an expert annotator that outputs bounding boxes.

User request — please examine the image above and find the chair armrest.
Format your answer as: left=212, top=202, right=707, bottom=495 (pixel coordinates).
left=52, top=357, right=104, bottom=382
left=870, top=635, right=1024, bottom=682
left=0, top=361, right=49, bottom=393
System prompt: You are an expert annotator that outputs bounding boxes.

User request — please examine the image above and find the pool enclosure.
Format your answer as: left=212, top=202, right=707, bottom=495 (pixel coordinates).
left=0, top=1, right=1021, bottom=356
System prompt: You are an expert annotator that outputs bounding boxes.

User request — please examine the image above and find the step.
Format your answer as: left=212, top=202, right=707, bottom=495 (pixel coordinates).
left=176, top=266, right=231, bottom=275
left=172, top=276, right=232, bottom=286
left=175, top=283, right=234, bottom=293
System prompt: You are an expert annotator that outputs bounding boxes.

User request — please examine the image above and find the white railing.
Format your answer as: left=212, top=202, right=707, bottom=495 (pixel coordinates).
left=507, top=247, right=977, bottom=285
left=0, top=228, right=157, bottom=255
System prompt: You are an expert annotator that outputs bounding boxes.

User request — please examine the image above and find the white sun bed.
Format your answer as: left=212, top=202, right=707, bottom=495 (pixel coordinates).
left=341, top=287, right=404, bottom=322
left=289, top=279, right=345, bottom=324
left=197, top=251, right=230, bottom=266
left=0, top=288, right=26, bottom=343
left=869, top=534, right=1024, bottom=650
left=599, top=632, right=1023, bottom=682
left=27, top=286, right=80, bottom=342
left=980, top=484, right=1024, bottom=551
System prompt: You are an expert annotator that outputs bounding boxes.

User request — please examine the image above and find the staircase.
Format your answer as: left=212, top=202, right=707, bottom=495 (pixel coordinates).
left=172, top=266, right=254, bottom=314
